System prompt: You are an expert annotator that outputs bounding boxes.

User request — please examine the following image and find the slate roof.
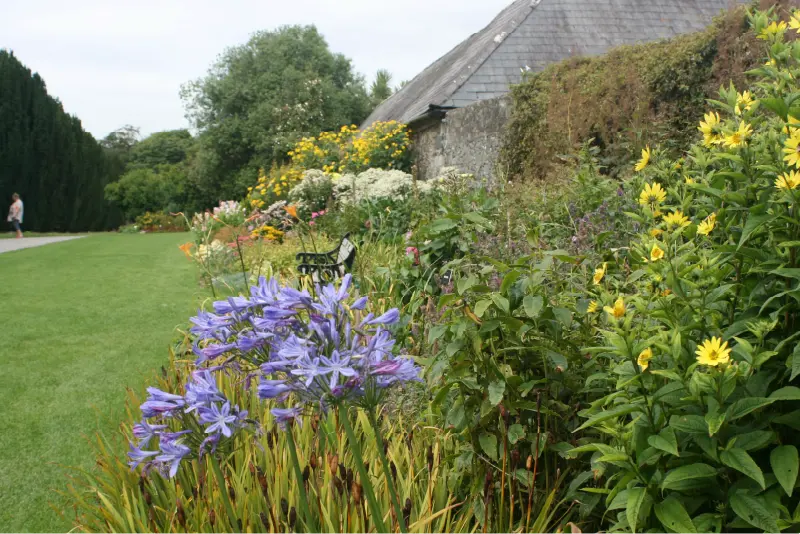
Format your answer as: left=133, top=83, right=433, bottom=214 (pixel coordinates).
left=363, top=0, right=744, bottom=127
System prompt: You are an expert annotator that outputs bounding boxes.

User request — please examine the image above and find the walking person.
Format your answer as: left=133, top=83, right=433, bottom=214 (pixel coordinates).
left=7, top=193, right=24, bottom=238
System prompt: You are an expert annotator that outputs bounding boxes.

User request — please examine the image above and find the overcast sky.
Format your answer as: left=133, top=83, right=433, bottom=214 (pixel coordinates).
left=2, top=0, right=512, bottom=139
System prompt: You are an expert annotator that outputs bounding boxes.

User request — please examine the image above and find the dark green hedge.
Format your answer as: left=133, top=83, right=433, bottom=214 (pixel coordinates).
left=0, top=50, right=123, bottom=232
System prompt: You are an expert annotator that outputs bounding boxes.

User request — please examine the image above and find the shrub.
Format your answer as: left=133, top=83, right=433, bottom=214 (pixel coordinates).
left=564, top=10, right=800, bottom=531
left=133, top=211, right=187, bottom=232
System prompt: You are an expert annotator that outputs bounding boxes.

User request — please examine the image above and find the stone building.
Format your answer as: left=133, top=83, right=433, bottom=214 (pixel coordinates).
left=362, top=0, right=744, bottom=181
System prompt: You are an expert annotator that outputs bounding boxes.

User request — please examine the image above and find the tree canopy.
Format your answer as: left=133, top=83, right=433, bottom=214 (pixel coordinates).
left=0, top=50, right=122, bottom=231
left=180, top=25, right=373, bottom=204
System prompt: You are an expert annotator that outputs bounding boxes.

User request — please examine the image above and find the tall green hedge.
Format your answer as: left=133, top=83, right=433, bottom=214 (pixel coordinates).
left=0, top=50, right=123, bottom=232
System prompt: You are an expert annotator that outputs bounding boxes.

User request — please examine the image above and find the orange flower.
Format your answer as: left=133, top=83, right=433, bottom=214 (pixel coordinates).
left=284, top=205, right=298, bottom=219
left=179, top=242, right=194, bottom=259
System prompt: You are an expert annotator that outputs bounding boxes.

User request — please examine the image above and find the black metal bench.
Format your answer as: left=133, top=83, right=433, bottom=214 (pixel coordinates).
left=296, top=233, right=356, bottom=282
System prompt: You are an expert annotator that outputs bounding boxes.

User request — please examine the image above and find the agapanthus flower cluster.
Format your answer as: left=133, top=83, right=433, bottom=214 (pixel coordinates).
left=189, top=274, right=421, bottom=425
left=128, top=370, right=249, bottom=477
left=131, top=274, right=420, bottom=479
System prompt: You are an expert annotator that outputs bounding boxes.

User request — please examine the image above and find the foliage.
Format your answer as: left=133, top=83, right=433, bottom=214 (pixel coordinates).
left=181, top=25, right=374, bottom=203
left=105, top=164, right=190, bottom=221
left=287, top=170, right=334, bottom=217
left=501, top=5, right=760, bottom=181
left=134, top=211, right=188, bottom=233
left=127, top=129, right=194, bottom=169
left=563, top=10, right=800, bottom=531
left=0, top=50, right=123, bottom=232
left=370, top=69, right=394, bottom=106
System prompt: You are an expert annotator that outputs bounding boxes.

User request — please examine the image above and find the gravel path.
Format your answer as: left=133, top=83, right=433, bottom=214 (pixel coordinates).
left=0, top=236, right=85, bottom=254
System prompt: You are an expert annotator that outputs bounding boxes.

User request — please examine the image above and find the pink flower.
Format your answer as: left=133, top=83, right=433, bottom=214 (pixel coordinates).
left=406, top=246, right=420, bottom=266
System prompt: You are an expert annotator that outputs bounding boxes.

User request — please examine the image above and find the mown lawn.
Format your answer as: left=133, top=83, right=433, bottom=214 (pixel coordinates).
left=0, top=233, right=203, bottom=532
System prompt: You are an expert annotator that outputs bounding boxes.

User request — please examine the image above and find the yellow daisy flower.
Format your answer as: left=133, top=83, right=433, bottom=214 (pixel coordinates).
left=735, top=91, right=755, bottom=115
left=639, top=182, right=667, bottom=206
left=791, top=15, right=800, bottom=32
left=635, top=146, right=651, bottom=172
left=650, top=243, right=665, bottom=262
left=587, top=300, right=599, bottom=313
left=783, top=131, right=800, bottom=167
left=695, top=337, right=732, bottom=367
left=697, top=213, right=717, bottom=236
left=604, top=297, right=626, bottom=319
left=593, top=262, right=607, bottom=285
left=637, top=348, right=653, bottom=372
left=724, top=122, right=752, bottom=148
left=650, top=228, right=663, bottom=238
left=698, top=111, right=723, bottom=147
left=776, top=171, right=800, bottom=190
left=758, top=21, right=788, bottom=40
left=684, top=176, right=695, bottom=185
left=663, top=210, right=690, bottom=229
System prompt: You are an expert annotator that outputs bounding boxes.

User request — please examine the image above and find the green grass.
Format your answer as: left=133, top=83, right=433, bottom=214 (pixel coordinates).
left=0, top=233, right=205, bottom=532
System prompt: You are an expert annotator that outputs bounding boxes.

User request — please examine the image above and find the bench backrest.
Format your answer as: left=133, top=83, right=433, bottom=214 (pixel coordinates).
left=337, top=237, right=356, bottom=266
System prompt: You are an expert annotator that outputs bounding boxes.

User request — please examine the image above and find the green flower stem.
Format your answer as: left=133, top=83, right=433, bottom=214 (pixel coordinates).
left=285, top=426, right=316, bottom=532
left=367, top=410, right=407, bottom=533
left=339, top=404, right=389, bottom=532
left=209, top=455, right=240, bottom=533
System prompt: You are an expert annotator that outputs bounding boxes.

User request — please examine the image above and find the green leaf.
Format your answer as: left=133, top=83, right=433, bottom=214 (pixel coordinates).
left=463, top=211, right=492, bottom=228
left=626, top=487, right=648, bottom=534
left=523, top=295, right=544, bottom=318
left=661, top=464, right=717, bottom=491
left=507, top=424, right=525, bottom=445
left=428, top=218, right=458, bottom=233
left=456, top=275, right=477, bottom=295
left=792, top=345, right=800, bottom=382
left=500, top=270, right=521, bottom=294
left=654, top=496, right=697, bottom=533
left=473, top=299, right=493, bottom=318
left=428, top=325, right=448, bottom=343
left=738, top=214, right=774, bottom=249
left=733, top=430, right=775, bottom=451
left=647, top=427, right=679, bottom=457
left=552, top=307, right=573, bottom=328
left=488, top=380, right=505, bottom=406
left=726, top=397, right=774, bottom=422
left=720, top=448, right=765, bottom=489
left=574, top=404, right=642, bottom=432
left=771, top=445, right=798, bottom=497
left=446, top=401, right=465, bottom=428
left=760, top=96, right=789, bottom=119
left=669, top=414, right=708, bottom=434
left=490, top=294, right=510, bottom=314
left=770, top=386, right=800, bottom=401
left=479, top=433, right=498, bottom=461
left=730, top=492, right=779, bottom=533
left=705, top=410, right=726, bottom=437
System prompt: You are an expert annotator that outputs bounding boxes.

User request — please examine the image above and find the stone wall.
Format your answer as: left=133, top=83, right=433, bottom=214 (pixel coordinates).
left=412, top=96, right=510, bottom=182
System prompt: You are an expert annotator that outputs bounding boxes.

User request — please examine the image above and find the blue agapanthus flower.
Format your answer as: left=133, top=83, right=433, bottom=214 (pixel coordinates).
left=130, top=274, right=421, bottom=479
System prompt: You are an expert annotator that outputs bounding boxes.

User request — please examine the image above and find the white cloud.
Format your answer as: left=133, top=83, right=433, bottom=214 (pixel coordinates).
left=1, top=0, right=511, bottom=138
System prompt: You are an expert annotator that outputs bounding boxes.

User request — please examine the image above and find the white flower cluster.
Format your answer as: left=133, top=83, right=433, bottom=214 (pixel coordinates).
left=213, top=201, right=243, bottom=217
left=288, top=170, right=333, bottom=204
left=196, top=240, right=232, bottom=261
left=334, top=168, right=440, bottom=205
left=191, top=211, right=213, bottom=233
